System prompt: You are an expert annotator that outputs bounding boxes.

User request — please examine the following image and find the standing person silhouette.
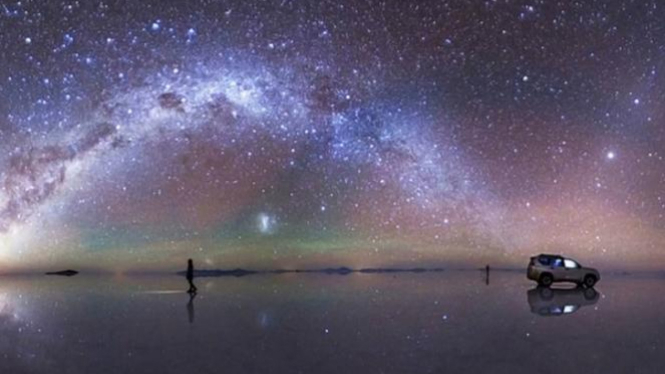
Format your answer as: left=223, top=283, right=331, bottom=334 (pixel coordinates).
left=187, top=259, right=198, bottom=294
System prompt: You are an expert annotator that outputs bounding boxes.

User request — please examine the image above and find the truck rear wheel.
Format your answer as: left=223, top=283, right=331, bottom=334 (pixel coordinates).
left=583, top=275, right=597, bottom=288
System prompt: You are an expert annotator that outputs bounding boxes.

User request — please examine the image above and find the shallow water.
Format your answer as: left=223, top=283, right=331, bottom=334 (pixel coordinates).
left=0, top=271, right=661, bottom=373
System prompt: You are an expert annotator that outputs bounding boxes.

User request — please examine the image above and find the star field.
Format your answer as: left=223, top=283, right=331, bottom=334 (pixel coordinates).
left=1, top=0, right=664, bottom=271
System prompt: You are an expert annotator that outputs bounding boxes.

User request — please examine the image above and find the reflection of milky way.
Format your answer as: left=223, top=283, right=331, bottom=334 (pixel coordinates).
left=1, top=1, right=664, bottom=270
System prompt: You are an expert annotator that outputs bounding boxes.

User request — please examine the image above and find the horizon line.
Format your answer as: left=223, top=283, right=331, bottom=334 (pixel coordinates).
left=0, top=265, right=652, bottom=277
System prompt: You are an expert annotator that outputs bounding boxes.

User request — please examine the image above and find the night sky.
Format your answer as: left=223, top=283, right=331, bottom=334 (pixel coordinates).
left=0, top=0, right=664, bottom=272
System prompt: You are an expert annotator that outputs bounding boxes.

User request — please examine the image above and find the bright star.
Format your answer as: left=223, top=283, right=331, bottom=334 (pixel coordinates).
left=257, top=213, right=276, bottom=234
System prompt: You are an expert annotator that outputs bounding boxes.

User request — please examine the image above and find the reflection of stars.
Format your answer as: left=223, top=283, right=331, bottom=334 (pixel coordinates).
left=257, top=311, right=272, bottom=328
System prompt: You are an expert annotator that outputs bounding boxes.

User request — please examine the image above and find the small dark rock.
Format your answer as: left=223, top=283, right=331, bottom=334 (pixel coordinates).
left=46, top=270, right=79, bottom=276
left=322, top=267, right=354, bottom=275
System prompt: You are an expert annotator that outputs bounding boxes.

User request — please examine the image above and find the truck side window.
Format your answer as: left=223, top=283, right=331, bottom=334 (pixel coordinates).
left=563, top=259, right=578, bottom=269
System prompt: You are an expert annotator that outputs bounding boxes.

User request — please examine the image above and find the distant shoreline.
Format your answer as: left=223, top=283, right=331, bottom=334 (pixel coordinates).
left=172, top=267, right=638, bottom=278
left=178, top=266, right=485, bottom=277
left=0, top=267, right=641, bottom=277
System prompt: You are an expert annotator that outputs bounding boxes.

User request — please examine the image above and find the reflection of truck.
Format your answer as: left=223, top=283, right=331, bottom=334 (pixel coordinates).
left=527, top=254, right=600, bottom=287
left=527, top=287, right=599, bottom=317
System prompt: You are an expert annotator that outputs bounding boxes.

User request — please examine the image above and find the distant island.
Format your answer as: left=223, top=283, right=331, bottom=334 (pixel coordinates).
left=180, top=268, right=258, bottom=277
left=46, top=270, right=79, bottom=276
left=177, top=267, right=446, bottom=277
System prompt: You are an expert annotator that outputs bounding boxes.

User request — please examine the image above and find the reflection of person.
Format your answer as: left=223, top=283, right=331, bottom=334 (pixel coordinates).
left=186, top=259, right=198, bottom=294
left=187, top=292, right=196, bottom=324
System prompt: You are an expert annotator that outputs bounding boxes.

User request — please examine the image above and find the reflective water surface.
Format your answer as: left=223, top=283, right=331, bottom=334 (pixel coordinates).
left=0, top=271, right=662, bottom=373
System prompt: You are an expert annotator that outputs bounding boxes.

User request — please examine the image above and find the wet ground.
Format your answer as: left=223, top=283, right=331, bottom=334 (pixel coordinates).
left=0, top=271, right=661, bottom=373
